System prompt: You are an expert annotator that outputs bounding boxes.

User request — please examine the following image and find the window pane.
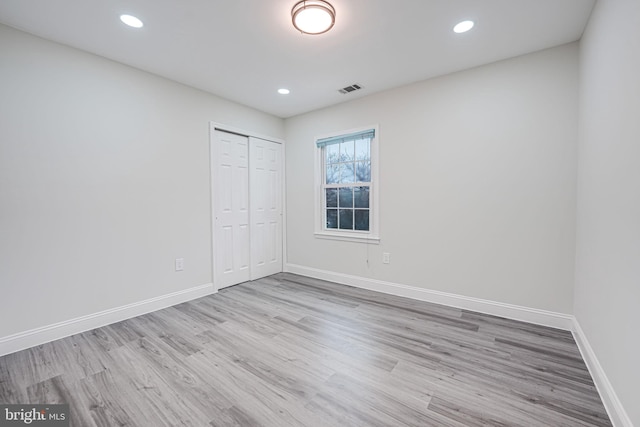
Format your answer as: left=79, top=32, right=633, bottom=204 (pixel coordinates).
left=339, top=163, right=355, bottom=183
left=339, top=209, right=353, bottom=230
left=354, top=187, right=369, bottom=208
left=355, top=209, right=369, bottom=231
left=340, top=140, right=354, bottom=162
left=355, top=138, right=370, bottom=161
left=319, top=131, right=374, bottom=237
left=325, top=188, right=338, bottom=208
left=355, top=161, right=370, bottom=182
left=326, top=164, right=339, bottom=184
left=326, top=144, right=339, bottom=164
left=338, top=187, right=353, bottom=208
left=326, top=209, right=338, bottom=229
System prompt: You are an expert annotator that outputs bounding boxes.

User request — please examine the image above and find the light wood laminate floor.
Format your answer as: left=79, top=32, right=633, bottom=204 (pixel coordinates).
left=0, top=273, right=612, bottom=426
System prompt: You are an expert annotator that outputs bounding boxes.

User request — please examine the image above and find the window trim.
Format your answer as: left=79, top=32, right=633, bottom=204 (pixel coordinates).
left=314, top=125, right=380, bottom=244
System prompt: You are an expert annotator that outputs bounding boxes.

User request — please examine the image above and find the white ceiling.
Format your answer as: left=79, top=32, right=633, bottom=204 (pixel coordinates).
left=0, top=0, right=595, bottom=118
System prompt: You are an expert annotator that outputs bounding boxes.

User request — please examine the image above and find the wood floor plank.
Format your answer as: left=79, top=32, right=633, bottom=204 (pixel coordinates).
left=0, top=355, right=28, bottom=404
left=0, top=272, right=612, bottom=426
left=76, top=369, right=135, bottom=427
left=27, top=375, right=98, bottom=427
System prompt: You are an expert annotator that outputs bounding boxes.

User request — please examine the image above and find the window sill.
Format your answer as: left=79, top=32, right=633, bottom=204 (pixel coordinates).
left=314, top=231, right=380, bottom=244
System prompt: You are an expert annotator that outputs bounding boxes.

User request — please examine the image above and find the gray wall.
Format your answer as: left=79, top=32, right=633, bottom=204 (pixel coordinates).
left=575, top=0, right=640, bottom=424
left=0, top=24, right=284, bottom=338
left=285, top=43, right=579, bottom=314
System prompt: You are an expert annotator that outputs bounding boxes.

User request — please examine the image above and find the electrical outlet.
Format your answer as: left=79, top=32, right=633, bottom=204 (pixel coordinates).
left=175, top=258, right=184, bottom=271
left=382, top=252, right=390, bottom=264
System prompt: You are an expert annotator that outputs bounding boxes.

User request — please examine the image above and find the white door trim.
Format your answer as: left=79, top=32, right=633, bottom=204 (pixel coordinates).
left=210, top=122, right=285, bottom=145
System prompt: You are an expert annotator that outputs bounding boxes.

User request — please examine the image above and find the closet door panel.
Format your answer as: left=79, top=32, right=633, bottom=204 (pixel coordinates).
left=250, top=138, right=283, bottom=280
left=213, top=130, right=251, bottom=289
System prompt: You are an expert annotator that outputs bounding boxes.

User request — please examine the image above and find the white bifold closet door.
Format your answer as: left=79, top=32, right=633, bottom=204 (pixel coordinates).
left=212, top=130, right=282, bottom=289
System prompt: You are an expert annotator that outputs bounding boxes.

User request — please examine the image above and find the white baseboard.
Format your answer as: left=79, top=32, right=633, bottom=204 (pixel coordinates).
left=0, top=283, right=216, bottom=357
left=572, top=320, right=633, bottom=427
left=285, top=263, right=573, bottom=330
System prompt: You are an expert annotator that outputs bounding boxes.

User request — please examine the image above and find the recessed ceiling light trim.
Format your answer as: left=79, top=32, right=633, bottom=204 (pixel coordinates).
left=453, top=20, right=474, bottom=34
left=291, top=0, right=336, bottom=35
left=120, top=14, right=144, bottom=28
left=278, top=88, right=291, bottom=95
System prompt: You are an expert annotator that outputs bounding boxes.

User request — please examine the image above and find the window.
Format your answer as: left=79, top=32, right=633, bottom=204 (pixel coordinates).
left=314, top=127, right=379, bottom=243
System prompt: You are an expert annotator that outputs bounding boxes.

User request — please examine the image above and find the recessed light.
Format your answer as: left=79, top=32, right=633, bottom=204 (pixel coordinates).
left=453, top=20, right=474, bottom=34
left=120, top=14, right=144, bottom=28
left=278, top=88, right=291, bottom=95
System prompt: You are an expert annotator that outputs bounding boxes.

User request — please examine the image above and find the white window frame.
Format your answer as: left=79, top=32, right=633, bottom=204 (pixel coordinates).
left=314, top=125, right=380, bottom=244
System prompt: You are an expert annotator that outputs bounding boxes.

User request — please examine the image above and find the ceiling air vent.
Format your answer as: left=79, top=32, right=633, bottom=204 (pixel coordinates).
left=338, top=84, right=363, bottom=94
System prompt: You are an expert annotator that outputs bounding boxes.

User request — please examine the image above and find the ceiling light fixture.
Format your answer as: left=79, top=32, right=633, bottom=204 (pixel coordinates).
left=120, top=14, right=144, bottom=28
left=278, top=88, right=291, bottom=95
left=291, top=0, right=335, bottom=35
left=453, top=20, right=474, bottom=34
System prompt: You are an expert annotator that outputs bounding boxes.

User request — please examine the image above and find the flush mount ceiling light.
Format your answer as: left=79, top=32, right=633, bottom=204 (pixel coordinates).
left=453, top=20, right=474, bottom=34
left=120, top=14, right=143, bottom=28
left=291, top=0, right=336, bottom=35
left=278, top=88, right=291, bottom=95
